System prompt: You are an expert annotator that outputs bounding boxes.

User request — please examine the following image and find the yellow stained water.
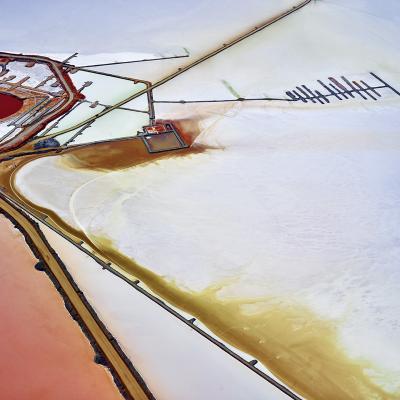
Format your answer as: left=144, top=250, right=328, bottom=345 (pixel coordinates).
left=6, top=135, right=400, bottom=400
left=90, top=235, right=399, bottom=400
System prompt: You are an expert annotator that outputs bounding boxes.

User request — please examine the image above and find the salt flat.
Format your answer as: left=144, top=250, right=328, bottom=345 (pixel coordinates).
left=13, top=0, right=400, bottom=398
left=68, top=102, right=400, bottom=397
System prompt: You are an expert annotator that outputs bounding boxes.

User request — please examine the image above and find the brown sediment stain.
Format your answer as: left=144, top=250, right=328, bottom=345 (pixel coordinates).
left=88, top=236, right=400, bottom=400
left=170, top=117, right=203, bottom=145
left=58, top=117, right=206, bottom=173
left=1, top=124, right=208, bottom=244
left=59, top=137, right=204, bottom=173
left=5, top=120, right=399, bottom=399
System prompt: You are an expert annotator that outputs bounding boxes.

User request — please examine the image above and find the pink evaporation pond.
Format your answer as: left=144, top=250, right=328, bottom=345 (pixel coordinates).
left=0, top=93, right=23, bottom=119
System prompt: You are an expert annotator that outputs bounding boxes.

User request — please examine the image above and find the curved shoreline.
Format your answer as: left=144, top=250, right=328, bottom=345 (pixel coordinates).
left=10, top=136, right=400, bottom=399
left=0, top=194, right=154, bottom=400
left=4, top=138, right=306, bottom=399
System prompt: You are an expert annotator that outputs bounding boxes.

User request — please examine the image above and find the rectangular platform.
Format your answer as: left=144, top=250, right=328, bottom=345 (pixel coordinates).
left=140, top=122, right=188, bottom=153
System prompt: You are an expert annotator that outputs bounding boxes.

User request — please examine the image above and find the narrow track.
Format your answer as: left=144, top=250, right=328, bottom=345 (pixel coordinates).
left=0, top=194, right=153, bottom=400
left=0, top=189, right=303, bottom=400
left=0, top=3, right=313, bottom=399
left=37, top=0, right=312, bottom=142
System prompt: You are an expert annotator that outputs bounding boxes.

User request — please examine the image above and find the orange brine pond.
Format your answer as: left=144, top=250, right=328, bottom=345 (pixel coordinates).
left=0, top=214, right=122, bottom=400
left=0, top=93, right=23, bottom=119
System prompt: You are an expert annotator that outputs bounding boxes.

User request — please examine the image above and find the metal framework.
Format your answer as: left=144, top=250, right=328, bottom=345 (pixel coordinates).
left=286, top=72, right=400, bottom=104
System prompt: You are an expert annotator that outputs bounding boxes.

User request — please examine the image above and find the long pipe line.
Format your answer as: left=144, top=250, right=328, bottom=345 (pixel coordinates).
left=71, top=54, right=190, bottom=69
left=0, top=193, right=153, bottom=400
left=38, top=0, right=312, bottom=142
left=0, top=190, right=303, bottom=400
left=152, top=84, right=390, bottom=104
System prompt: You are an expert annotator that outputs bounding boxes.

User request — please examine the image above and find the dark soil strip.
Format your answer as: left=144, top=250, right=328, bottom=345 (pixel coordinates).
left=0, top=205, right=155, bottom=400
